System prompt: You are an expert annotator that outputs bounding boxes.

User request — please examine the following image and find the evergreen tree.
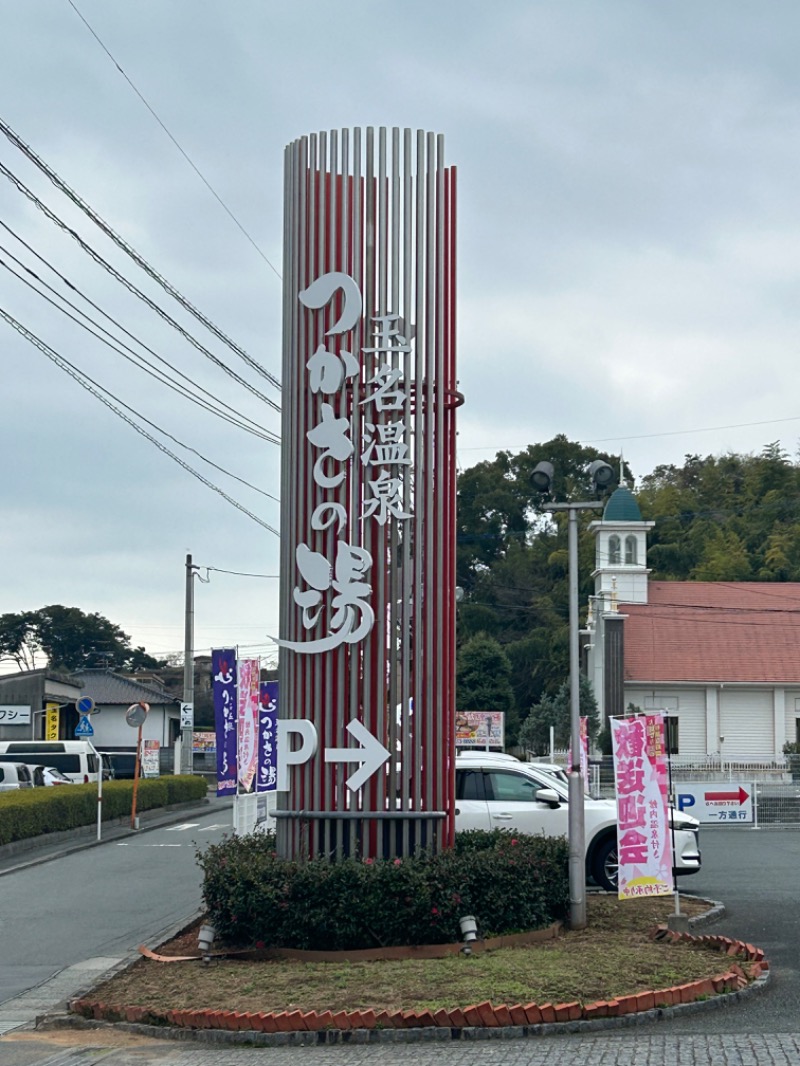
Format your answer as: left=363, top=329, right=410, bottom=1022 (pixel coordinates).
left=456, top=633, right=519, bottom=745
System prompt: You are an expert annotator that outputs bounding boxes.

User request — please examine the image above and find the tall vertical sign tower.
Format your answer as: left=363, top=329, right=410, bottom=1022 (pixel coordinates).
left=277, top=128, right=459, bottom=861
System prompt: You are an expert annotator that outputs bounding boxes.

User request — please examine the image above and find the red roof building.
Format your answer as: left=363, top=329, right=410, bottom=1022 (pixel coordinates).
left=585, top=489, right=800, bottom=762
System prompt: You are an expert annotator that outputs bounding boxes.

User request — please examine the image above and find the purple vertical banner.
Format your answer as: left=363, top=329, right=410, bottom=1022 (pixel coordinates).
left=257, top=681, right=279, bottom=792
left=212, top=648, right=238, bottom=796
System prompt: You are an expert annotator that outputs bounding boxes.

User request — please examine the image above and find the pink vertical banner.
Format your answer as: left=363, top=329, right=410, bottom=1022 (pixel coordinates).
left=579, top=716, right=589, bottom=782
left=236, top=658, right=259, bottom=792
left=611, top=713, right=671, bottom=900
left=568, top=716, right=589, bottom=782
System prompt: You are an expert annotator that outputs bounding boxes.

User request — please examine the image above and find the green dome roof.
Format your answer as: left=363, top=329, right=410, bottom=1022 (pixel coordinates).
left=603, top=486, right=642, bottom=522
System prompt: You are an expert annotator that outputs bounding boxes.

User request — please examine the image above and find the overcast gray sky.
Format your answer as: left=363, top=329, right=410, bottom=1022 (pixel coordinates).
left=2, top=1, right=800, bottom=666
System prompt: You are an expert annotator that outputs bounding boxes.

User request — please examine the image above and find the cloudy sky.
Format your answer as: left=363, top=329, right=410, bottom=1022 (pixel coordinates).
left=2, top=1, right=800, bottom=666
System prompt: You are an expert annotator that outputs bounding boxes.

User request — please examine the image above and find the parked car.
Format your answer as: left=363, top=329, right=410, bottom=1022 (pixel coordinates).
left=454, top=751, right=701, bottom=892
left=456, top=750, right=572, bottom=786
left=0, top=762, right=34, bottom=791
left=98, top=751, right=137, bottom=780
left=30, top=765, right=73, bottom=787
left=0, top=741, right=100, bottom=783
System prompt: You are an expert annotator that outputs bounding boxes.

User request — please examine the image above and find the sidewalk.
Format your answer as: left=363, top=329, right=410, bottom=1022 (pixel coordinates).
left=0, top=788, right=234, bottom=878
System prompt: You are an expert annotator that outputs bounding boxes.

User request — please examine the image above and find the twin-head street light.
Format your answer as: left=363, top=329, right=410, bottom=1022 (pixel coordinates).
left=531, top=458, right=616, bottom=929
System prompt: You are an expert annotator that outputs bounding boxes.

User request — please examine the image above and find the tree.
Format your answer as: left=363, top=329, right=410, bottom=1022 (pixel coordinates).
left=518, top=676, right=599, bottom=756
left=0, top=605, right=165, bottom=673
left=456, top=633, right=519, bottom=745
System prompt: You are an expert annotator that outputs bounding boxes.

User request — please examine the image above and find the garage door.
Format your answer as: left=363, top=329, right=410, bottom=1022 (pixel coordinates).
left=719, top=689, right=773, bottom=760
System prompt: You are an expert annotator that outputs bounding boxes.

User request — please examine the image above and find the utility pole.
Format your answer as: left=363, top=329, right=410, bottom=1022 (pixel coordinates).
left=181, top=553, right=198, bottom=775
left=532, top=459, right=615, bottom=931
left=548, top=501, right=602, bottom=929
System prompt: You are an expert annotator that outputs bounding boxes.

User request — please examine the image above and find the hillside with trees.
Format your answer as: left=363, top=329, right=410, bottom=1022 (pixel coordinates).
left=455, top=436, right=800, bottom=746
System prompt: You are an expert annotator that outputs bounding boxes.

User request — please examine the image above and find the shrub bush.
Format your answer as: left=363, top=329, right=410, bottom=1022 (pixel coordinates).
left=0, top=775, right=207, bottom=845
left=198, top=829, right=569, bottom=951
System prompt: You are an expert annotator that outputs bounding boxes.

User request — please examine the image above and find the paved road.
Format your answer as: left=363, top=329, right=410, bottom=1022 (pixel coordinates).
left=1, top=825, right=798, bottom=1064
left=0, top=801, right=232, bottom=1017
left=645, top=826, right=800, bottom=1034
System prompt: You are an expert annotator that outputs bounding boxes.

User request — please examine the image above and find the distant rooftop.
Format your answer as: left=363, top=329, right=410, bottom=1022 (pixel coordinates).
left=624, top=581, right=800, bottom=684
left=72, top=669, right=176, bottom=706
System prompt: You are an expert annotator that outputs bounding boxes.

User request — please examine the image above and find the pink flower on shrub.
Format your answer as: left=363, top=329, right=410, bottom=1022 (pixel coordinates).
left=364, top=857, right=374, bottom=865
left=393, top=859, right=402, bottom=866
left=511, top=839, right=519, bottom=845
left=431, top=907, right=439, bottom=915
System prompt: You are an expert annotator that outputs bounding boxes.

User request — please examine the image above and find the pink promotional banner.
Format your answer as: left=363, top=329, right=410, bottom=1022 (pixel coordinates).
left=568, top=716, right=589, bottom=782
left=237, top=658, right=260, bottom=793
left=611, top=713, right=671, bottom=900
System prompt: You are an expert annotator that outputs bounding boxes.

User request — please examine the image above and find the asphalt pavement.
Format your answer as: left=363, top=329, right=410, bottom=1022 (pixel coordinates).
left=0, top=791, right=233, bottom=1031
left=1, top=824, right=799, bottom=1065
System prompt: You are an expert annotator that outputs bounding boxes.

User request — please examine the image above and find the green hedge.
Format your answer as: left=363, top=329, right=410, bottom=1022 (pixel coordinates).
left=0, top=775, right=208, bottom=846
left=198, top=829, right=570, bottom=951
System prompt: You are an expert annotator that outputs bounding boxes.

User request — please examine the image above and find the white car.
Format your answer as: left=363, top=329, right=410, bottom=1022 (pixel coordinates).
left=454, top=751, right=701, bottom=892
left=0, top=762, right=34, bottom=791
left=30, top=765, right=74, bottom=787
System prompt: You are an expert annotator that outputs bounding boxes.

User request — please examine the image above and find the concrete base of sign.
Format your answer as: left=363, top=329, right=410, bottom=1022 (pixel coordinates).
left=667, top=913, right=691, bottom=933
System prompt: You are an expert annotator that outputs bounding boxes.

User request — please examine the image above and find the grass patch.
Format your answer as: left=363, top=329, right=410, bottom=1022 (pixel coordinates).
left=92, top=894, right=727, bottom=1014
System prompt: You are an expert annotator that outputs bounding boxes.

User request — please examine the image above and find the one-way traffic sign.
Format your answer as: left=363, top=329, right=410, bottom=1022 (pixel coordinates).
left=676, top=781, right=753, bottom=824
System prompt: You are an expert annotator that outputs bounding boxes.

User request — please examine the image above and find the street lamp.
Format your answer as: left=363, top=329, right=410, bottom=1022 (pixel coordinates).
left=531, top=459, right=616, bottom=929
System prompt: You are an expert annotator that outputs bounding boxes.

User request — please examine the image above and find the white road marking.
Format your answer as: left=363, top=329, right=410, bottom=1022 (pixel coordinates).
left=116, top=842, right=184, bottom=847
left=165, top=823, right=200, bottom=831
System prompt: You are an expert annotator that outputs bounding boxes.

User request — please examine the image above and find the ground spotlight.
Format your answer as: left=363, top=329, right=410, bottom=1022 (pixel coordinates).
left=459, top=915, right=479, bottom=955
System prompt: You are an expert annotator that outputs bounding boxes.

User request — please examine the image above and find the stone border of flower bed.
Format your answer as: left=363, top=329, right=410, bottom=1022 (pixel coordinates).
left=66, top=930, right=769, bottom=1044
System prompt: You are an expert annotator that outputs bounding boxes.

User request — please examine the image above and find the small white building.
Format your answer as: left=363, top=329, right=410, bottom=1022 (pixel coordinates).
left=71, top=669, right=180, bottom=754
left=584, top=486, right=800, bottom=763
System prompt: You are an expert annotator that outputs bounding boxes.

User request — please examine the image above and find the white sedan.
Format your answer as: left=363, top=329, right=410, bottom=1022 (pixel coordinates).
left=454, top=752, right=701, bottom=892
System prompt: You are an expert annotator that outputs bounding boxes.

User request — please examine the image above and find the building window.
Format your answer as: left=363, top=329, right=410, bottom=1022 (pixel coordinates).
left=608, top=535, right=621, bottom=564
left=625, top=535, right=637, bottom=565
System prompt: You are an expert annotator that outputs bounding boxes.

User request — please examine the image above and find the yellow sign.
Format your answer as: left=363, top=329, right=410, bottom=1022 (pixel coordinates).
left=45, top=702, right=60, bottom=741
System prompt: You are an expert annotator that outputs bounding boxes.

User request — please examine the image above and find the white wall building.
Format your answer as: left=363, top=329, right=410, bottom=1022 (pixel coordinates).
left=584, top=487, right=800, bottom=763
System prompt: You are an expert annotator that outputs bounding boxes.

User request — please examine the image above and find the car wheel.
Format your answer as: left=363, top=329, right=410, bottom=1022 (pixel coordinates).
left=591, top=836, right=618, bottom=892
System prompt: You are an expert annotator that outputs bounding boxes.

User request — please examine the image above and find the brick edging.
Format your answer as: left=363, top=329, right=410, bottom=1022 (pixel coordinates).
left=68, top=931, right=769, bottom=1039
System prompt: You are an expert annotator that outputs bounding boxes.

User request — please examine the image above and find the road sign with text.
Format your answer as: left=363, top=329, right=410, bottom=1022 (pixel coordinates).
left=676, top=782, right=753, bottom=824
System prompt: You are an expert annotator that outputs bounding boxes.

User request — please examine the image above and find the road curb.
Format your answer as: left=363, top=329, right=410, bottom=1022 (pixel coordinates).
left=44, top=919, right=770, bottom=1046
left=41, top=966, right=771, bottom=1046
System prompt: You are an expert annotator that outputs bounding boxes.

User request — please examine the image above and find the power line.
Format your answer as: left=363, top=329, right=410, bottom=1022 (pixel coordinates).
left=62, top=6, right=283, bottom=282
left=201, top=567, right=280, bottom=579
left=457, top=415, right=800, bottom=456
left=0, top=307, right=280, bottom=535
left=0, top=158, right=282, bottom=413
left=0, top=242, right=279, bottom=447
left=0, top=113, right=282, bottom=389
left=0, top=218, right=276, bottom=441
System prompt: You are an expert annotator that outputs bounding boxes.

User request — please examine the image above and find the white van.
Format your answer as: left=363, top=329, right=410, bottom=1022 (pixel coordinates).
left=0, top=741, right=100, bottom=783
left=0, top=762, right=34, bottom=791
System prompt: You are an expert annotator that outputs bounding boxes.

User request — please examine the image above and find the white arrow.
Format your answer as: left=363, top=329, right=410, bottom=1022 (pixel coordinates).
left=324, top=719, right=390, bottom=792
